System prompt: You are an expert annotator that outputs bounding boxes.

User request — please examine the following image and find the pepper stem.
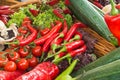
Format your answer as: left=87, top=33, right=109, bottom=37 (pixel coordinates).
left=110, top=0, right=119, bottom=15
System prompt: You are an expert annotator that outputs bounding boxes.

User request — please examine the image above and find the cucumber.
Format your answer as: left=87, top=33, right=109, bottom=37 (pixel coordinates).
left=75, top=59, right=120, bottom=80
left=72, top=47, right=120, bottom=77
left=68, top=0, right=118, bottom=46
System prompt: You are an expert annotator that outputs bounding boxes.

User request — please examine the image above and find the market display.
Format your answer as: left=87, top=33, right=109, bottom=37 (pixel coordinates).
left=0, top=0, right=120, bottom=80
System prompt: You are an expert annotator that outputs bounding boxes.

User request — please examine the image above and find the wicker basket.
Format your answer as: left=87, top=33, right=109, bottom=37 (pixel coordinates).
left=0, top=0, right=116, bottom=57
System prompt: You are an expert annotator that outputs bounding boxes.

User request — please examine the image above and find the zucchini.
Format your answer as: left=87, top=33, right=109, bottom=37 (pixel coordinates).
left=75, top=59, right=120, bottom=80
left=68, top=0, right=118, bottom=46
left=72, top=47, right=120, bottom=77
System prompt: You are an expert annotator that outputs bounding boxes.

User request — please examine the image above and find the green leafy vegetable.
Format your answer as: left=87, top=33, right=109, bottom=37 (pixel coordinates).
left=7, top=10, right=26, bottom=27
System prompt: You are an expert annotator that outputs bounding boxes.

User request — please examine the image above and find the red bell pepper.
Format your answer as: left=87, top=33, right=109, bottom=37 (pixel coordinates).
left=104, top=0, right=120, bottom=45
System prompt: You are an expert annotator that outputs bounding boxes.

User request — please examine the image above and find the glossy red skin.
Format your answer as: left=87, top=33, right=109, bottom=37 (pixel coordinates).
left=4, top=61, right=17, bottom=72
left=0, top=57, right=8, bottom=67
left=19, top=22, right=37, bottom=46
left=18, top=27, right=28, bottom=34
left=69, top=45, right=87, bottom=57
left=42, top=33, right=59, bottom=53
left=0, top=6, right=10, bottom=10
left=104, top=14, right=120, bottom=45
left=29, top=9, right=39, bottom=17
left=66, top=40, right=85, bottom=52
left=27, top=56, right=38, bottom=67
left=34, top=22, right=62, bottom=45
left=40, top=28, right=50, bottom=36
left=0, top=70, right=24, bottom=80
left=32, top=46, right=42, bottom=57
left=64, top=22, right=86, bottom=42
left=15, top=62, right=59, bottom=80
left=46, top=0, right=59, bottom=6
left=8, top=51, right=20, bottom=61
left=17, top=58, right=29, bottom=71
left=0, top=9, right=14, bottom=15
left=53, top=9, right=64, bottom=19
left=19, top=48, right=29, bottom=58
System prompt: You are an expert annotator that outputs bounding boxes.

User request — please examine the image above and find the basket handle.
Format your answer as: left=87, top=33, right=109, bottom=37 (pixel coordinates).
left=10, top=0, right=41, bottom=9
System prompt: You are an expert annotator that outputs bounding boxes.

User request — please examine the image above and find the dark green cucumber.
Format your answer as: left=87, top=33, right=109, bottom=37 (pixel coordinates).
left=75, top=59, right=120, bottom=80
left=68, top=0, right=118, bottom=46
left=72, top=47, right=120, bottom=77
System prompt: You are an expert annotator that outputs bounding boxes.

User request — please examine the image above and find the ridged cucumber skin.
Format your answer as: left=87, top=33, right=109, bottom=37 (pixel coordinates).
left=72, top=47, right=120, bottom=77
left=75, top=59, right=120, bottom=80
left=69, top=0, right=118, bottom=46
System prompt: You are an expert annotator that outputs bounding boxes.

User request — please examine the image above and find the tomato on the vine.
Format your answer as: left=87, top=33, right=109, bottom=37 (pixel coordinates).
left=19, top=47, right=29, bottom=58
left=27, top=56, right=38, bottom=67
left=0, top=57, right=8, bottom=67
left=32, top=46, right=42, bottom=57
left=7, top=51, right=20, bottom=61
left=4, top=61, right=17, bottom=72
left=17, top=58, right=29, bottom=70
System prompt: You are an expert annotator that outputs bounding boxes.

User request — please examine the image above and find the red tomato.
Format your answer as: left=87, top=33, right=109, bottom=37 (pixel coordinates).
left=27, top=56, right=38, bottom=67
left=32, top=46, right=42, bottom=57
left=7, top=51, right=20, bottom=61
left=4, top=61, right=17, bottom=72
left=18, top=48, right=29, bottom=58
left=17, top=58, right=29, bottom=71
left=0, top=57, right=8, bottom=67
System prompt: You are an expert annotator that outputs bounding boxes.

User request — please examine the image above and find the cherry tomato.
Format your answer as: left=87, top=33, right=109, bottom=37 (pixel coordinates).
left=32, top=46, right=42, bottom=57
left=0, top=57, right=8, bottom=67
left=4, top=61, right=17, bottom=72
left=27, top=56, right=38, bottom=67
left=17, top=58, right=29, bottom=70
left=19, top=48, right=29, bottom=58
left=7, top=51, right=20, bottom=61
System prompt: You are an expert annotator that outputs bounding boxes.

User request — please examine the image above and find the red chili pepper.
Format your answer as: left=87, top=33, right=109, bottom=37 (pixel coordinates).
left=0, top=9, right=14, bottom=15
left=53, top=9, right=64, bottom=19
left=42, top=33, right=59, bottom=53
left=15, top=62, right=59, bottom=80
left=46, top=0, right=59, bottom=6
left=40, top=28, right=50, bottom=36
left=34, top=21, right=62, bottom=45
left=68, top=44, right=86, bottom=57
left=29, top=8, right=39, bottom=17
left=0, top=6, right=10, bottom=10
left=63, top=8, right=72, bottom=14
left=93, top=1, right=103, bottom=9
left=53, top=45, right=86, bottom=64
left=64, top=22, right=86, bottom=42
left=51, top=20, right=68, bottom=52
left=57, top=40, right=85, bottom=54
left=64, top=0, right=71, bottom=6
left=0, top=15, right=8, bottom=24
left=17, top=22, right=37, bottom=46
left=69, top=31, right=83, bottom=42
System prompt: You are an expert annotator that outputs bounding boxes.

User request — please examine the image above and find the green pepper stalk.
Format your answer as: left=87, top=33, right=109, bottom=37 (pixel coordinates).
left=110, top=0, right=119, bottom=15
left=55, top=60, right=77, bottom=80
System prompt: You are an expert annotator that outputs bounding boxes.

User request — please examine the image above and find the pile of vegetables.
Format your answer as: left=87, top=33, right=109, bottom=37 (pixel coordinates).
left=0, top=0, right=120, bottom=80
